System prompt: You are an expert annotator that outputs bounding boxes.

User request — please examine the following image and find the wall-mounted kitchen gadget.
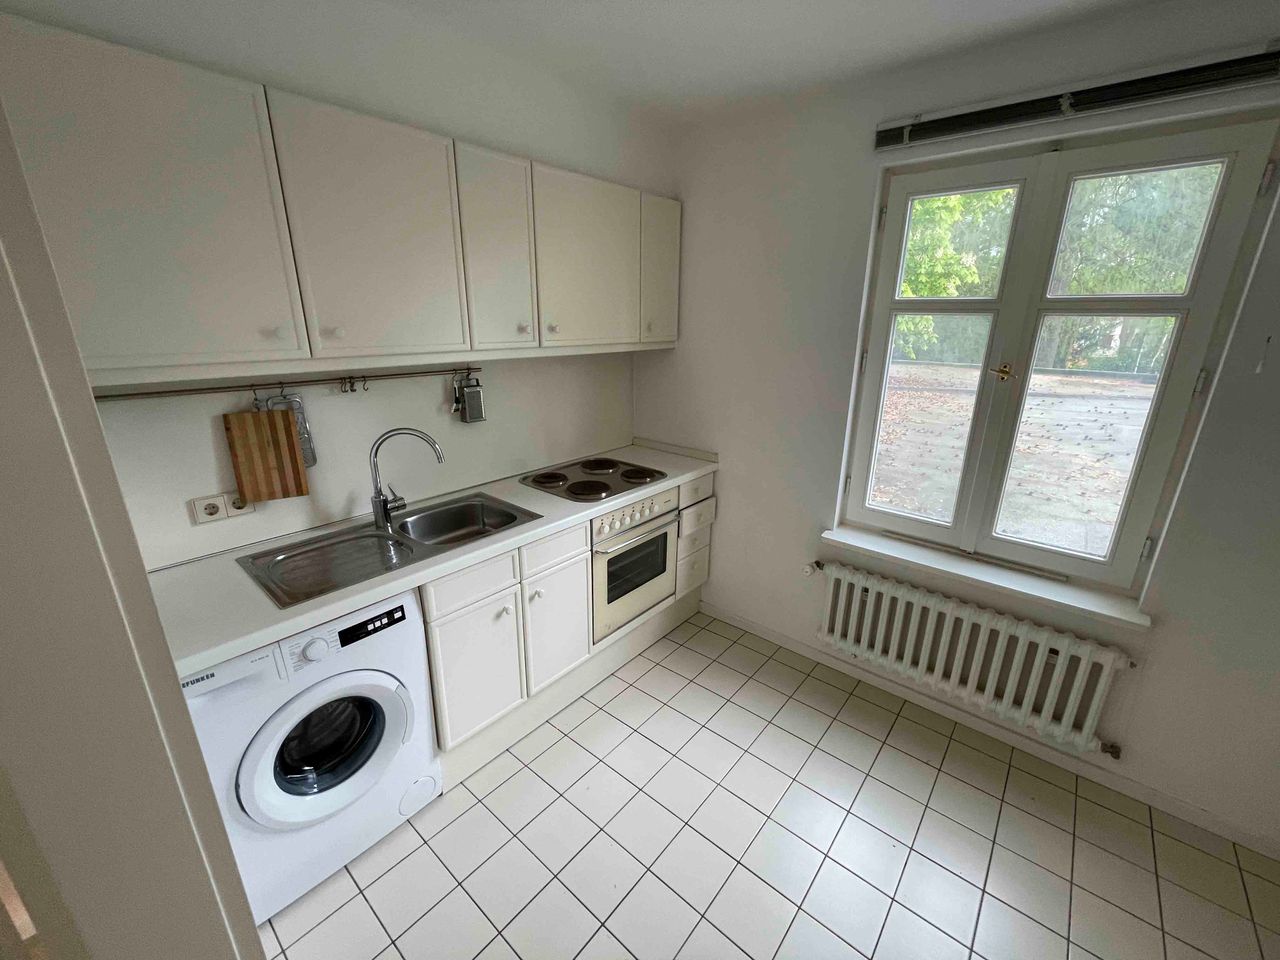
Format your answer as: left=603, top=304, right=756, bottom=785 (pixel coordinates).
left=452, top=373, right=486, bottom=423
left=255, top=390, right=317, bottom=467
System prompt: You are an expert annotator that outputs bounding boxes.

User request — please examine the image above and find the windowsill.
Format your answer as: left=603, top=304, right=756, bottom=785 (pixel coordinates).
left=820, top=525, right=1151, bottom=630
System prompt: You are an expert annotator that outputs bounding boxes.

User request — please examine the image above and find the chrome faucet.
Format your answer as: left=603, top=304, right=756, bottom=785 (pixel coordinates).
left=369, top=428, right=446, bottom=532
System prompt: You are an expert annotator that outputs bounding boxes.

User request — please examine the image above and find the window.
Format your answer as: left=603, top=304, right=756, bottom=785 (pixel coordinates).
left=844, top=121, right=1276, bottom=586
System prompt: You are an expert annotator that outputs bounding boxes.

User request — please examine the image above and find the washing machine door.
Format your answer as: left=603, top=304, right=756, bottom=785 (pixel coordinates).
left=237, top=669, right=414, bottom=830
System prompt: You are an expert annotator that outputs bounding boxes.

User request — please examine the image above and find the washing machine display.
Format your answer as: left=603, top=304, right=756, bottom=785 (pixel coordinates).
left=182, top=591, right=442, bottom=923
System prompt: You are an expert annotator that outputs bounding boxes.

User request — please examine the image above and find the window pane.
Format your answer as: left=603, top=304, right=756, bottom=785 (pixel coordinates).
left=868, top=313, right=994, bottom=524
left=897, top=186, right=1018, bottom=299
left=1047, top=162, right=1223, bottom=297
left=994, top=314, right=1177, bottom=558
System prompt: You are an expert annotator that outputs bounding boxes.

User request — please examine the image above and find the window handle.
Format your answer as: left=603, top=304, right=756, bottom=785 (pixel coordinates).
left=988, top=362, right=1013, bottom=382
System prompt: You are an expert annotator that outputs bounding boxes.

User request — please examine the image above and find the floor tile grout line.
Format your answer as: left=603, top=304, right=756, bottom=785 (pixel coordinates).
left=287, top=613, right=1260, bottom=960
left=1234, top=841, right=1270, bottom=957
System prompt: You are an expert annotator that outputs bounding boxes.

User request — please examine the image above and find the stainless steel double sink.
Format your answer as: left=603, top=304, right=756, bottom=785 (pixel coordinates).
left=238, top=493, right=541, bottom=608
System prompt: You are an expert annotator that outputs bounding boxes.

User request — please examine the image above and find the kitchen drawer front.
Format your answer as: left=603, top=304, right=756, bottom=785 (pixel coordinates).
left=677, top=525, right=711, bottom=560
left=519, top=523, right=590, bottom=578
left=423, top=550, right=519, bottom=620
left=676, top=546, right=710, bottom=597
left=678, top=496, right=716, bottom=538
left=678, top=473, right=714, bottom=508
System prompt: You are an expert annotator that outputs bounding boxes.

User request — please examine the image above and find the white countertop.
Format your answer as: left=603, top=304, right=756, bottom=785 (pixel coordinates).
left=151, top=445, right=715, bottom=677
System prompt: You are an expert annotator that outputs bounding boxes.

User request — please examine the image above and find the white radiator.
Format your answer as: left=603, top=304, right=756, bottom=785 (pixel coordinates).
left=815, top=561, right=1133, bottom=754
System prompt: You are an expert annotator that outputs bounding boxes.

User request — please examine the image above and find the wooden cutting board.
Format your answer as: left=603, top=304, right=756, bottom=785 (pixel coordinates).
left=223, top=409, right=309, bottom=502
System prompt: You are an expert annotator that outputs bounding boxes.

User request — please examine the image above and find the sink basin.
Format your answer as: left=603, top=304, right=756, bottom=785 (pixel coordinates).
left=396, top=493, right=540, bottom=546
left=238, top=493, right=540, bottom=607
left=238, top=530, right=418, bottom=608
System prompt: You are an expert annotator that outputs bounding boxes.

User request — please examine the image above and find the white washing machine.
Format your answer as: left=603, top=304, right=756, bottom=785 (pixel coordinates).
left=181, top=591, right=442, bottom=923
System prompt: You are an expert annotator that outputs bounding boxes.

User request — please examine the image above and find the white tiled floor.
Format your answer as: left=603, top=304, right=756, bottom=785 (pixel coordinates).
left=262, top=612, right=1280, bottom=960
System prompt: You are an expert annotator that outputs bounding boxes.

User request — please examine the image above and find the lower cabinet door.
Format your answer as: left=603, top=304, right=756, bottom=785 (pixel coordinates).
left=522, top=553, right=592, bottom=696
left=428, top=587, right=524, bottom=749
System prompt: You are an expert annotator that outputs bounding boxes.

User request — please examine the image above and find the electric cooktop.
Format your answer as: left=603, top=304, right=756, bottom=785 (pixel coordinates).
left=519, top=457, right=668, bottom=502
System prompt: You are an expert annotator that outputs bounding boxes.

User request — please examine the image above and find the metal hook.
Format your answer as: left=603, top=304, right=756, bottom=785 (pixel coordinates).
left=339, top=378, right=348, bottom=394
left=276, top=381, right=286, bottom=399
left=251, top=384, right=264, bottom=408
left=362, top=376, right=369, bottom=392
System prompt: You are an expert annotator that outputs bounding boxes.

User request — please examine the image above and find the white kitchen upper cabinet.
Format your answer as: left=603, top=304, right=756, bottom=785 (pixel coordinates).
left=641, top=194, right=681, bottom=342
left=268, top=90, right=468, bottom=357
left=428, top=588, right=525, bottom=750
left=533, top=164, right=640, bottom=345
left=455, top=144, right=538, bottom=349
left=521, top=553, right=592, bottom=696
left=0, top=15, right=308, bottom=369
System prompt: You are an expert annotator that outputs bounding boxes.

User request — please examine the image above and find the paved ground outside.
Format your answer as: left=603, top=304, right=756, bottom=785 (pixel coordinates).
left=868, top=361, right=1157, bottom=557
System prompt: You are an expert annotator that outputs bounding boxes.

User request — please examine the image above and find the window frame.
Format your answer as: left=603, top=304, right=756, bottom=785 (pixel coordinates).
left=843, top=119, right=1277, bottom=588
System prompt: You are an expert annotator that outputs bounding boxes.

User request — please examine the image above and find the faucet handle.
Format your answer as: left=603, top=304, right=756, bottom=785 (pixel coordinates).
left=386, top=484, right=406, bottom=512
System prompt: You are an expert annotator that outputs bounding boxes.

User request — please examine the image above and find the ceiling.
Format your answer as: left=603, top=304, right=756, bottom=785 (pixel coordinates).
left=403, top=0, right=1156, bottom=112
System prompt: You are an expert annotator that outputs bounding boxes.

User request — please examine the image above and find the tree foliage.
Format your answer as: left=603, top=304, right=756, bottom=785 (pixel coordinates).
left=889, top=164, right=1215, bottom=375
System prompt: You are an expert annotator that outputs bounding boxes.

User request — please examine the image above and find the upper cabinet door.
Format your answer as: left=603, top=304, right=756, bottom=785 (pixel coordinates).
left=0, top=15, right=308, bottom=369
left=641, top=194, right=681, bottom=342
left=455, top=144, right=538, bottom=349
left=268, top=90, right=468, bottom=357
left=533, top=164, right=640, bottom=345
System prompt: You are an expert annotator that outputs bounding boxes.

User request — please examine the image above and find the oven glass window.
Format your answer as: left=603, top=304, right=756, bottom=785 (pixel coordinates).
left=607, top=534, right=668, bottom=604
left=273, top=696, right=385, bottom=796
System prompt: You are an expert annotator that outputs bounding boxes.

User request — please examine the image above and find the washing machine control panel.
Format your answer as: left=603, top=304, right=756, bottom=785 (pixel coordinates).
left=338, top=604, right=406, bottom=647
left=283, top=604, right=408, bottom=673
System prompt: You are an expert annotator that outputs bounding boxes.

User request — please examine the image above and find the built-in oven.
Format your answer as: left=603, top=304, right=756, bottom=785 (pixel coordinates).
left=591, top=489, right=680, bottom=643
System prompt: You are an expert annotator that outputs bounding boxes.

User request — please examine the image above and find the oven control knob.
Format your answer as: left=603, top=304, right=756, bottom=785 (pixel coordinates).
left=611, top=519, right=622, bottom=531
left=640, top=506, right=651, bottom=518
left=301, top=638, right=328, bottom=663
left=631, top=510, right=641, bottom=522
left=622, top=515, right=632, bottom=526
left=597, top=520, right=609, bottom=536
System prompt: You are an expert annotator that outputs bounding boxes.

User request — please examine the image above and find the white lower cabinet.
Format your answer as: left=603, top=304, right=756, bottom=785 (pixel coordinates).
left=522, top=553, right=592, bottom=696
left=427, top=587, right=525, bottom=750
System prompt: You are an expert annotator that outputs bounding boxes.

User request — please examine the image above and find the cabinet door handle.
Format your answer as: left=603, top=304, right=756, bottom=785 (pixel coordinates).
left=322, top=325, right=346, bottom=339
left=547, top=323, right=560, bottom=334
left=501, top=605, right=513, bottom=616
left=517, top=323, right=531, bottom=335
left=533, top=589, right=545, bottom=600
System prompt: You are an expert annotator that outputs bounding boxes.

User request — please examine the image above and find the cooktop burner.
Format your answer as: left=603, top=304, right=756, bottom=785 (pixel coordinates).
left=529, top=471, right=568, bottom=488
left=519, top=457, right=668, bottom=503
left=566, top=480, right=611, bottom=501
left=621, top=466, right=662, bottom=484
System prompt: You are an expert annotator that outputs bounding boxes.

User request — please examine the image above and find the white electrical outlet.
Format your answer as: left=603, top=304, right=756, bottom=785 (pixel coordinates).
left=224, top=492, right=256, bottom=515
left=191, top=494, right=228, bottom=524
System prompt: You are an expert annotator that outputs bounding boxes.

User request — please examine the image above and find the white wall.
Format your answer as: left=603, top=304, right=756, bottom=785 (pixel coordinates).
left=636, top=0, right=1280, bottom=847
left=102, top=355, right=634, bottom=569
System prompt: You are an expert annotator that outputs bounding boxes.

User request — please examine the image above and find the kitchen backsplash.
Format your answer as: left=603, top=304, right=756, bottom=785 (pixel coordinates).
left=98, top=354, right=633, bottom=570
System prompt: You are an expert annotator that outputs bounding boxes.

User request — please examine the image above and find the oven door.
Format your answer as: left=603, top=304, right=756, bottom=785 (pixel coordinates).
left=592, top=514, right=678, bottom=642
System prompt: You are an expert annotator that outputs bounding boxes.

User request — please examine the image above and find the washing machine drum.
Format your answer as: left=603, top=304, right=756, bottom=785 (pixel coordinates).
left=238, top=669, right=414, bottom=830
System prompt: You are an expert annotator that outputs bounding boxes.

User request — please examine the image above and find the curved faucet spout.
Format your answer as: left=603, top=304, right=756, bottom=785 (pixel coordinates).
left=369, top=427, right=446, bottom=531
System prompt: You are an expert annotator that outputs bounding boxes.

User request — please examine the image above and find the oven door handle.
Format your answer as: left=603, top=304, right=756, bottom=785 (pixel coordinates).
left=593, top=519, right=676, bottom=556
